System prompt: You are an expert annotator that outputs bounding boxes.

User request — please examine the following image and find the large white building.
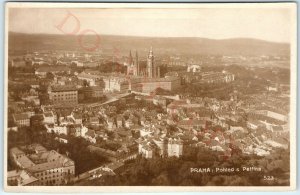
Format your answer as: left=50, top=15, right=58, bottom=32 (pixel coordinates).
left=138, top=137, right=184, bottom=158
left=49, top=85, right=78, bottom=106
left=187, top=64, right=201, bottom=73
left=103, top=77, right=129, bottom=92
left=9, top=144, right=75, bottom=186
left=43, top=111, right=55, bottom=124
left=252, top=109, right=288, bottom=122
left=138, top=142, right=154, bottom=159
left=167, top=138, right=183, bottom=157
left=201, top=71, right=235, bottom=83
left=77, top=71, right=100, bottom=86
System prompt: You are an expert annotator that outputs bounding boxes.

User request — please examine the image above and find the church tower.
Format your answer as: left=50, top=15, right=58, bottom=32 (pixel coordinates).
left=147, top=47, right=155, bottom=78
left=127, top=50, right=135, bottom=75
left=128, top=50, right=133, bottom=65
left=134, top=50, right=139, bottom=76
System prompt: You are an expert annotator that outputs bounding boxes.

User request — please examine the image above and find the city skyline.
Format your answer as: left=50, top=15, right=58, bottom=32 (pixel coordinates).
left=5, top=2, right=296, bottom=191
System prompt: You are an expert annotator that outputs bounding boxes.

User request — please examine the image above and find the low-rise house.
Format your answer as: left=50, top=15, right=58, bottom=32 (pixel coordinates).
left=79, top=125, right=89, bottom=137
left=30, top=82, right=40, bottom=89
left=7, top=170, right=38, bottom=186
left=95, top=131, right=108, bottom=140
left=8, top=126, right=18, bottom=132
left=167, top=138, right=183, bottom=157
left=139, top=127, right=153, bottom=137
left=153, top=137, right=168, bottom=157
left=43, top=111, right=55, bottom=124
left=68, top=126, right=77, bottom=137
left=89, top=116, right=99, bottom=125
left=138, top=141, right=155, bottom=159
left=116, top=115, right=124, bottom=128
left=107, top=118, right=116, bottom=130
left=10, top=60, right=27, bottom=67
left=68, top=124, right=88, bottom=137
left=59, top=115, right=75, bottom=126
left=209, top=140, right=227, bottom=152
left=55, top=135, right=69, bottom=143
left=228, top=126, right=245, bottom=133
left=71, top=113, right=83, bottom=124
left=85, top=130, right=96, bottom=143
left=140, top=116, right=147, bottom=126
left=10, top=147, right=35, bottom=169
left=264, top=139, right=288, bottom=149
left=46, top=125, right=68, bottom=135
left=13, top=113, right=30, bottom=127
left=177, top=119, right=206, bottom=130
left=124, top=119, right=134, bottom=128
left=247, top=120, right=263, bottom=130
left=153, top=96, right=167, bottom=108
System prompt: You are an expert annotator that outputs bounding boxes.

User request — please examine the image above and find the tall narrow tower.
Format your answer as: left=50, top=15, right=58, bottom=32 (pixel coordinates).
left=127, top=50, right=134, bottom=75
left=147, top=47, right=155, bottom=78
left=135, top=50, right=139, bottom=76
left=128, top=50, right=133, bottom=65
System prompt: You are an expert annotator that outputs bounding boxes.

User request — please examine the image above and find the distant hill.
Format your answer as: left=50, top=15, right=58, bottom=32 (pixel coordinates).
left=8, top=32, right=290, bottom=56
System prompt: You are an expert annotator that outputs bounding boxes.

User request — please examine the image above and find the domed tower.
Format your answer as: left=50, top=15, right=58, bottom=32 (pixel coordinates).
left=147, top=47, right=155, bottom=78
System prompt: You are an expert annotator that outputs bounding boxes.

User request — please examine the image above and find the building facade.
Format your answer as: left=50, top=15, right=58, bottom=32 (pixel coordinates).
left=130, top=76, right=181, bottom=93
left=49, top=85, right=78, bottom=106
left=13, top=113, right=30, bottom=127
left=78, top=86, right=105, bottom=102
left=201, top=72, right=235, bottom=84
left=9, top=144, right=75, bottom=186
left=104, top=77, right=129, bottom=92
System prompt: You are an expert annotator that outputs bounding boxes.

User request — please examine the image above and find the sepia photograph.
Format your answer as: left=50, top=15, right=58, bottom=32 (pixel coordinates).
left=4, top=2, right=297, bottom=192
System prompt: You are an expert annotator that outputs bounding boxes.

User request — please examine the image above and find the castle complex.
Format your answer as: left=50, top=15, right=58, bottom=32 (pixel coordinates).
left=125, top=47, right=178, bottom=93
left=126, top=47, right=160, bottom=78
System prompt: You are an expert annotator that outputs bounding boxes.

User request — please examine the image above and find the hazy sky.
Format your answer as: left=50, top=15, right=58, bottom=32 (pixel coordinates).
left=8, top=7, right=293, bottom=43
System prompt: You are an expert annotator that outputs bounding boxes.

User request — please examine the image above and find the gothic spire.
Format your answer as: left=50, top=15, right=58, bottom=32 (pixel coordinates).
left=128, top=50, right=133, bottom=64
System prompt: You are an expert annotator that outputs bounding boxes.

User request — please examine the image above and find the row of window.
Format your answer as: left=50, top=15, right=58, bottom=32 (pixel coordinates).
left=53, top=92, right=77, bottom=95
left=53, top=97, right=77, bottom=100
left=40, top=173, right=64, bottom=180
left=36, top=168, right=63, bottom=177
left=53, top=98, right=77, bottom=101
left=36, top=169, right=74, bottom=177
left=39, top=179, right=62, bottom=185
left=53, top=93, right=77, bottom=97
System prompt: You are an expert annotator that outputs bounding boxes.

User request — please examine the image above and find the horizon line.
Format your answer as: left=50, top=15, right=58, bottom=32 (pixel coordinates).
left=8, top=31, right=290, bottom=45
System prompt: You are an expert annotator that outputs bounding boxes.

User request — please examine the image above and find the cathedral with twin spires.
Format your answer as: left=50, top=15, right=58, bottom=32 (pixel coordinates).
left=126, top=50, right=139, bottom=76
left=126, top=47, right=160, bottom=78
